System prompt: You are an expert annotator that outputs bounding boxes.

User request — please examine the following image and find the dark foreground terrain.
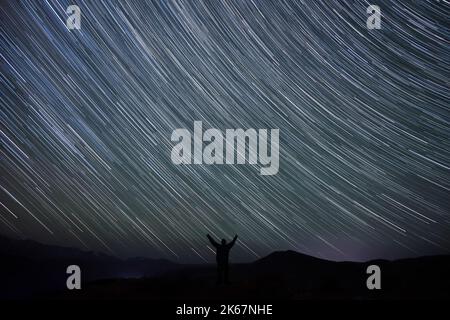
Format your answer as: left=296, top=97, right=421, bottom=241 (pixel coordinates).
left=1, top=235, right=449, bottom=300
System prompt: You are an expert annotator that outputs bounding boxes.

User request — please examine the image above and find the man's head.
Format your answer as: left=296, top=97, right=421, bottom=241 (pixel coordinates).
left=221, top=239, right=226, bottom=245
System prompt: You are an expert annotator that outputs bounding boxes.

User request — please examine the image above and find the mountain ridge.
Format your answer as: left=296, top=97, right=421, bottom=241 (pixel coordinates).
left=1, top=234, right=449, bottom=299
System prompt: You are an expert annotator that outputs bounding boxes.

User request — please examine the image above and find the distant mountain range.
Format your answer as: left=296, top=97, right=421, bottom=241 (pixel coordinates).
left=0, top=235, right=179, bottom=298
left=1, top=235, right=449, bottom=299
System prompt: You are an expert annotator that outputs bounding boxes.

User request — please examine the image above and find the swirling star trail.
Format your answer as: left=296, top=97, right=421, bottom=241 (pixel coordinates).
left=1, top=0, right=449, bottom=262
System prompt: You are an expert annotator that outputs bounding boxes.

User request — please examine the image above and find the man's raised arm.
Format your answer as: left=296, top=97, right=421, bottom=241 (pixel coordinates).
left=228, top=235, right=238, bottom=248
left=207, top=234, right=219, bottom=248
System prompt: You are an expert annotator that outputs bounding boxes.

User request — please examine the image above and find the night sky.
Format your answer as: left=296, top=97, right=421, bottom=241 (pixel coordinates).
left=1, top=0, right=449, bottom=263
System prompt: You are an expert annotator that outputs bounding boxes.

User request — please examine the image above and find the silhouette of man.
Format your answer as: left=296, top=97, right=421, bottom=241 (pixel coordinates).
left=207, top=234, right=238, bottom=285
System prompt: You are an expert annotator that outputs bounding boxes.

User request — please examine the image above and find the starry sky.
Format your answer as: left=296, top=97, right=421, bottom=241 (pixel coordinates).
left=1, top=0, right=449, bottom=263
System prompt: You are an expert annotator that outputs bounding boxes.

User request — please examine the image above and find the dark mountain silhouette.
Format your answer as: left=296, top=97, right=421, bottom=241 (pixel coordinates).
left=0, top=235, right=180, bottom=298
left=55, top=250, right=450, bottom=300
left=1, top=235, right=449, bottom=300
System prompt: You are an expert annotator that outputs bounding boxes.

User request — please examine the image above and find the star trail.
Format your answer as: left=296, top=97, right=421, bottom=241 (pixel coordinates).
left=1, top=0, right=449, bottom=263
